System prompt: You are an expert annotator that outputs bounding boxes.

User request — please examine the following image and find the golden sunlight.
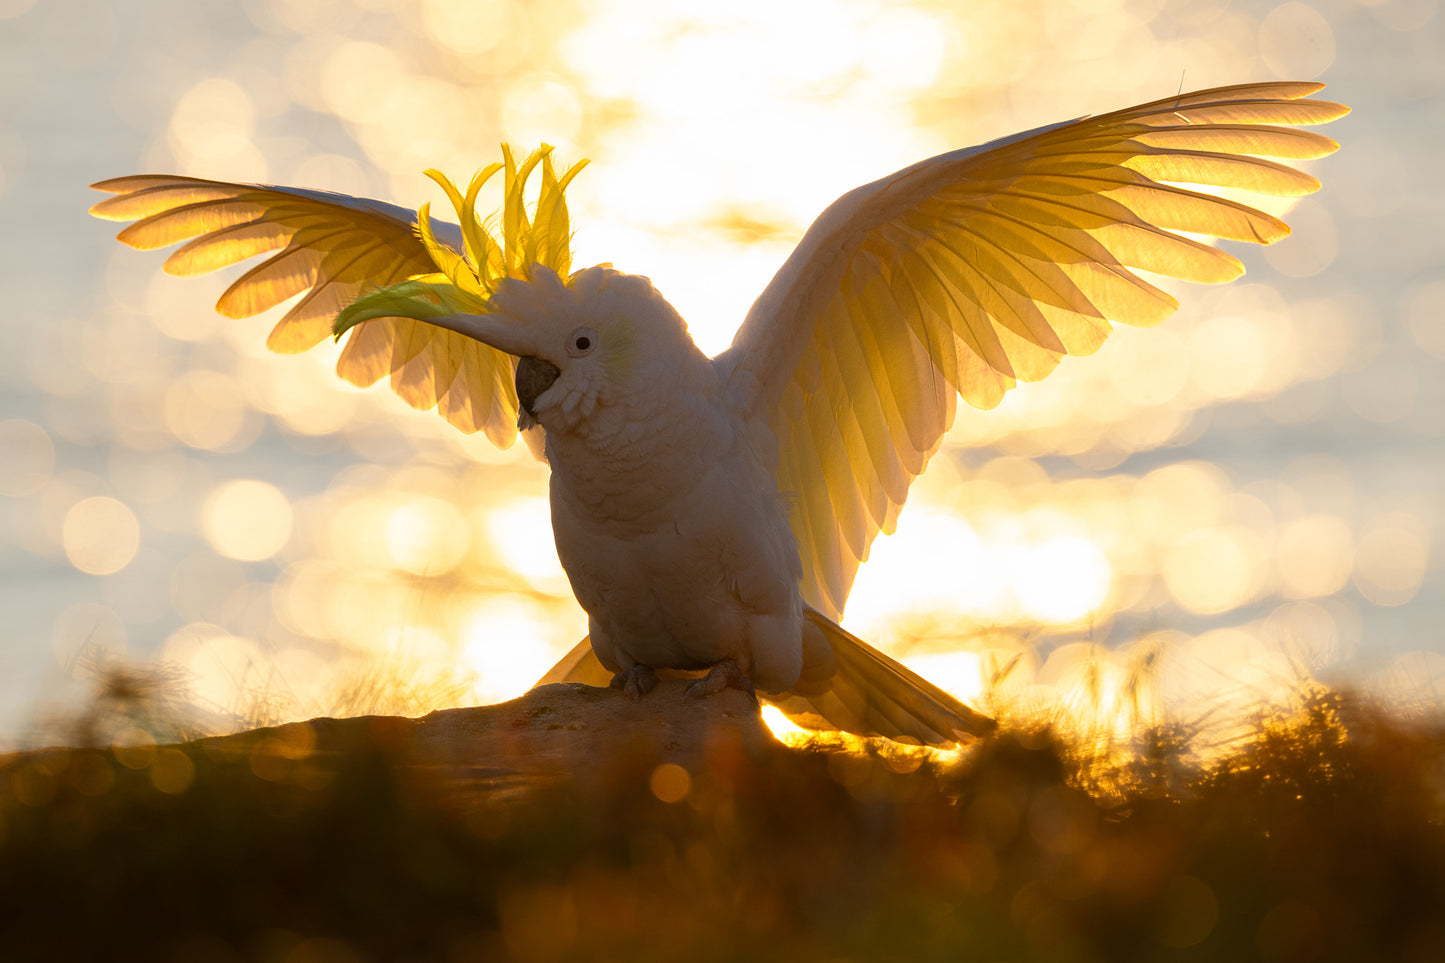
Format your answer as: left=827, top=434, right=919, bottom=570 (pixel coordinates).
left=560, top=0, right=950, bottom=351
left=162, top=623, right=265, bottom=713
left=486, top=497, right=568, bottom=583
left=1163, top=527, right=1267, bottom=616
left=462, top=597, right=566, bottom=704
left=1011, top=536, right=1112, bottom=625
left=848, top=507, right=1111, bottom=635
left=760, top=705, right=813, bottom=747
left=33, top=0, right=1433, bottom=763
left=901, top=651, right=989, bottom=709
left=386, top=496, right=469, bottom=576
left=203, top=480, right=293, bottom=562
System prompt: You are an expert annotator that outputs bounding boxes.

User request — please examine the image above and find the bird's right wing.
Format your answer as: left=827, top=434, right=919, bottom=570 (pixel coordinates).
left=714, top=82, right=1348, bottom=620
left=90, top=173, right=523, bottom=445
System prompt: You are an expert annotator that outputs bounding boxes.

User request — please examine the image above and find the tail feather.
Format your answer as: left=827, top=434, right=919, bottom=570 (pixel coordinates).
left=768, top=609, right=995, bottom=747
left=534, top=636, right=611, bottom=687
left=532, top=612, right=995, bottom=748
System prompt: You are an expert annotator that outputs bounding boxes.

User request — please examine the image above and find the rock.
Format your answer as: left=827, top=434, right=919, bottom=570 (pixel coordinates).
left=184, top=679, right=775, bottom=810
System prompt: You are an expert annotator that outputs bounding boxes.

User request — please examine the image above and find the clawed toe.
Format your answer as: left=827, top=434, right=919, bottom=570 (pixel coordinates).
left=608, top=661, right=755, bottom=702
left=685, top=659, right=756, bottom=701
left=610, top=665, right=659, bottom=701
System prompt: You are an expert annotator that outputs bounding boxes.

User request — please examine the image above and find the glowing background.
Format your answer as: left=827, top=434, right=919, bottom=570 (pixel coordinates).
left=0, top=0, right=1441, bottom=748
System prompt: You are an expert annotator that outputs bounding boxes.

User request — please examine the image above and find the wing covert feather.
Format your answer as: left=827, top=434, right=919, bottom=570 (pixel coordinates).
left=716, top=82, right=1348, bottom=618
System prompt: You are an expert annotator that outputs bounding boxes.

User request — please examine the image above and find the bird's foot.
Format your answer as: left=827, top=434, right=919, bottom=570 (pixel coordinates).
left=684, top=659, right=756, bottom=701
left=609, top=665, right=659, bottom=702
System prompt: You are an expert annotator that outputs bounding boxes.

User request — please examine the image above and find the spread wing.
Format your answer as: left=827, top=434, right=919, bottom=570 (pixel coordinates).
left=89, top=176, right=522, bottom=445
left=714, top=81, right=1348, bottom=619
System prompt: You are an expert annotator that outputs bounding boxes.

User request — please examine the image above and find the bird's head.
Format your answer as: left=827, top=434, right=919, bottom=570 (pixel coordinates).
left=426, top=264, right=705, bottom=435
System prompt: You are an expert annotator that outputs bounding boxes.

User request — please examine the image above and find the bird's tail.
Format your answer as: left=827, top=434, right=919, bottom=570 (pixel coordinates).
left=765, top=608, right=995, bottom=747
left=533, top=611, right=995, bottom=748
left=534, top=635, right=608, bottom=687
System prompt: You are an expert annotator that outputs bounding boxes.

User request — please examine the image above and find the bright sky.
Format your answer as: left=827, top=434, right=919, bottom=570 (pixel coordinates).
left=1, top=0, right=1442, bottom=750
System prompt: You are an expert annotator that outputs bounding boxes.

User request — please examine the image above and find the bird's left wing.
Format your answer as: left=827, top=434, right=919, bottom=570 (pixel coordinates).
left=89, top=174, right=522, bottom=445
left=714, top=81, right=1348, bottom=618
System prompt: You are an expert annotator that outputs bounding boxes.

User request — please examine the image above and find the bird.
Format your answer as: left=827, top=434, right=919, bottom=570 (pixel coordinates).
left=90, top=81, right=1347, bottom=747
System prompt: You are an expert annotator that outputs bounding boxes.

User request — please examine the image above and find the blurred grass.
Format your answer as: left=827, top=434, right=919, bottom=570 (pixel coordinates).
left=2, top=683, right=1443, bottom=962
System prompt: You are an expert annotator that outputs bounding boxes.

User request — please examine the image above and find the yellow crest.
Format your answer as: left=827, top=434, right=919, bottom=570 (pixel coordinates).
left=331, top=145, right=588, bottom=445
left=335, top=144, right=588, bottom=337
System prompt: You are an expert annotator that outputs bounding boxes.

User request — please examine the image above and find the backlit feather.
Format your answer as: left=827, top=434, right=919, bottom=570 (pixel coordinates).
left=90, top=148, right=585, bottom=445
left=717, top=81, right=1348, bottom=619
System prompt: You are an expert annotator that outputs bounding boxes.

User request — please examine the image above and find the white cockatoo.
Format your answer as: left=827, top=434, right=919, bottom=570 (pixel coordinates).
left=91, top=82, right=1346, bottom=747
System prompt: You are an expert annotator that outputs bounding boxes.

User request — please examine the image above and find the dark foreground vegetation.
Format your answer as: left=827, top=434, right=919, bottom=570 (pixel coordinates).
left=2, top=689, right=1443, bottom=963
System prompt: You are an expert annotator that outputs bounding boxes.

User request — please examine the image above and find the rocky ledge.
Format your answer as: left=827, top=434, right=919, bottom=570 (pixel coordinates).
left=184, top=679, right=774, bottom=809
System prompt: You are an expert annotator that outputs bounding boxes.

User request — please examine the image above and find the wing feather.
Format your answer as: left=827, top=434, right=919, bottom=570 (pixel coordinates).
left=1125, top=149, right=1322, bottom=196
left=965, top=207, right=1182, bottom=323
left=335, top=313, right=395, bottom=386
left=921, top=233, right=1068, bottom=355
left=780, top=408, right=847, bottom=615
left=1132, top=124, right=1340, bottom=159
left=916, top=245, right=1066, bottom=385
left=852, top=274, right=950, bottom=455
left=716, top=83, right=1347, bottom=617
left=818, top=314, right=912, bottom=509
left=90, top=175, right=519, bottom=443
left=269, top=249, right=414, bottom=353
left=932, top=222, right=1109, bottom=343
left=114, top=198, right=269, bottom=249
left=163, top=221, right=293, bottom=276
left=806, top=350, right=872, bottom=559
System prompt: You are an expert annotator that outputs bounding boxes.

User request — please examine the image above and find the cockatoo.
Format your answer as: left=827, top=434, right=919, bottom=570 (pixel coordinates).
left=91, top=82, right=1346, bottom=747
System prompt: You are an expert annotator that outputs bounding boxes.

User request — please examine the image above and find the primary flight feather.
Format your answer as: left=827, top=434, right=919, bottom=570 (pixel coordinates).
left=91, top=82, right=1348, bottom=746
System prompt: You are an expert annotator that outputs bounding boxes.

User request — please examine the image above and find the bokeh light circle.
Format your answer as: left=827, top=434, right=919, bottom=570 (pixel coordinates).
left=203, top=479, right=294, bottom=561
left=62, top=496, right=140, bottom=575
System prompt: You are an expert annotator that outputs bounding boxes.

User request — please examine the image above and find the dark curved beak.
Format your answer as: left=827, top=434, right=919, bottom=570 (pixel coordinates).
left=515, top=356, right=560, bottom=416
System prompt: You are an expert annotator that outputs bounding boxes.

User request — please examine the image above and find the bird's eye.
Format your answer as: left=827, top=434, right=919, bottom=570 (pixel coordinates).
left=567, top=327, right=598, bottom=357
